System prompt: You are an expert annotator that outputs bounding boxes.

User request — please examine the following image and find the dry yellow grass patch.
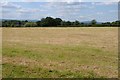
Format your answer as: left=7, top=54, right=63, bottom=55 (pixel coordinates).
left=2, top=27, right=118, bottom=78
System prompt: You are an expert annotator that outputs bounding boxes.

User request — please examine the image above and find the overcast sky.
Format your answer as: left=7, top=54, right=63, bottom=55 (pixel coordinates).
left=0, top=0, right=118, bottom=22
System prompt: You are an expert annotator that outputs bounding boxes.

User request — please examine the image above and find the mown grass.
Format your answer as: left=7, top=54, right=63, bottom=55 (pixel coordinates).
left=2, top=27, right=118, bottom=78
left=2, top=43, right=117, bottom=78
left=3, top=43, right=117, bottom=65
left=3, top=63, right=101, bottom=78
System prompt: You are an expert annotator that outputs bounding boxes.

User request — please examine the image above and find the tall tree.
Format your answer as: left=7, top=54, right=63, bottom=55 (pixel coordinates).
left=91, top=19, right=97, bottom=25
left=55, top=18, right=62, bottom=26
left=74, top=20, right=80, bottom=26
left=40, top=17, right=56, bottom=27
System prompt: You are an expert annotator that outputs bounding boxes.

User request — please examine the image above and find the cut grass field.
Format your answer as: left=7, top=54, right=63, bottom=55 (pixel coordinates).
left=2, top=27, right=118, bottom=78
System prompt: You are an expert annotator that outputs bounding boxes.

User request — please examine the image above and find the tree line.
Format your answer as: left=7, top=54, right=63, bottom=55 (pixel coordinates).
left=1, top=17, right=120, bottom=27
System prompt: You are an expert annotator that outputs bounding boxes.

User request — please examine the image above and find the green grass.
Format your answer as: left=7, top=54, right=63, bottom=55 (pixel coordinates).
left=2, top=43, right=117, bottom=78
left=3, top=62, right=101, bottom=78
left=2, top=27, right=118, bottom=78
left=3, top=43, right=116, bottom=64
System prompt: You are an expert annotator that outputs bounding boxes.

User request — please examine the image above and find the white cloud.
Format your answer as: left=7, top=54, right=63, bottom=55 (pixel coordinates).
left=23, top=0, right=82, bottom=2
left=1, top=0, right=119, bottom=2
left=92, top=2, right=117, bottom=6
left=96, top=12, right=103, bottom=15
left=16, top=8, right=41, bottom=13
left=23, top=0, right=119, bottom=2
left=79, top=16, right=86, bottom=18
left=1, top=2, right=21, bottom=9
left=0, top=0, right=82, bottom=3
left=41, top=2, right=85, bottom=17
left=1, top=2, right=43, bottom=19
left=83, top=0, right=118, bottom=2
left=1, top=1, right=117, bottom=21
left=109, top=10, right=118, bottom=13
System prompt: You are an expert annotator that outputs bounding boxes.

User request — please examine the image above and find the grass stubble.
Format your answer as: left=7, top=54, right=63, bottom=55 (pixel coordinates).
left=1, top=27, right=118, bottom=78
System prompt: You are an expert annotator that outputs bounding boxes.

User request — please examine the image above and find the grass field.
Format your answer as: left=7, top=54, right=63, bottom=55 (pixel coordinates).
left=2, top=27, right=118, bottom=78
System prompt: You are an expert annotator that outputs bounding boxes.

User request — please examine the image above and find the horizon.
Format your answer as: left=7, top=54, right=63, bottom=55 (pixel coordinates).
left=1, top=18, right=118, bottom=23
left=0, top=2, right=118, bottom=22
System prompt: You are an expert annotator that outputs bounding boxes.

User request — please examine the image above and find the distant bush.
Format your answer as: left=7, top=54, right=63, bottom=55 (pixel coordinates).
left=24, top=22, right=37, bottom=27
left=2, top=17, right=120, bottom=27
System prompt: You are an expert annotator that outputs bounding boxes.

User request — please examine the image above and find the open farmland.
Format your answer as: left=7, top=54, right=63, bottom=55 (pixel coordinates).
left=2, top=27, right=118, bottom=78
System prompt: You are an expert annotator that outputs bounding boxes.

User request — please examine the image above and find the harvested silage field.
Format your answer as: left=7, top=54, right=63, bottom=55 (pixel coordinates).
left=2, top=27, right=118, bottom=78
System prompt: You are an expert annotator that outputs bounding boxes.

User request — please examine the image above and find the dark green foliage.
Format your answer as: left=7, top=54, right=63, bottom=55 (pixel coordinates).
left=91, top=19, right=97, bottom=25
left=40, top=17, right=56, bottom=27
left=24, top=22, right=37, bottom=27
left=2, top=17, right=120, bottom=27
left=2, top=20, right=28, bottom=27
left=60, top=21, right=66, bottom=26
left=54, top=18, right=62, bottom=26
left=38, top=17, right=62, bottom=27
left=36, top=21, right=41, bottom=27
left=74, top=20, right=81, bottom=26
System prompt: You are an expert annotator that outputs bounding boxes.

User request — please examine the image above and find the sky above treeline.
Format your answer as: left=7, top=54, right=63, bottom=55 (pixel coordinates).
left=0, top=0, right=119, bottom=22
